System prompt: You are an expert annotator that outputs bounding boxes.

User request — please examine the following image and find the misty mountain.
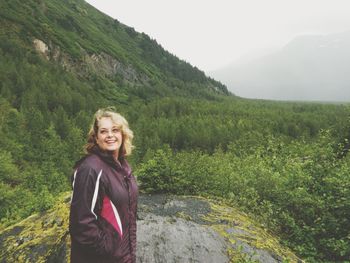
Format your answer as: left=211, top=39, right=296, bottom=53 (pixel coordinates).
left=210, top=30, right=350, bottom=101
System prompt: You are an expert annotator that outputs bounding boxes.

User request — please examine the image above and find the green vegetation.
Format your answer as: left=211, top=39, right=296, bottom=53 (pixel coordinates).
left=0, top=0, right=349, bottom=261
left=0, top=193, right=71, bottom=263
left=136, top=127, right=350, bottom=261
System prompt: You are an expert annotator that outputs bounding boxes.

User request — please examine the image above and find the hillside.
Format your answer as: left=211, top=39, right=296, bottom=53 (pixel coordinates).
left=0, top=0, right=228, bottom=104
left=210, top=30, right=350, bottom=101
left=0, top=0, right=231, bottom=227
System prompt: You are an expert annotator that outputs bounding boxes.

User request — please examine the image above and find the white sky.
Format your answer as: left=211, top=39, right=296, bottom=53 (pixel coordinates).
left=85, top=0, right=350, bottom=71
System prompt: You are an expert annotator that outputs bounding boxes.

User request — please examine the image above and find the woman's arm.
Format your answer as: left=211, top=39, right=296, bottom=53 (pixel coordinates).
left=69, top=164, right=113, bottom=256
left=129, top=175, right=138, bottom=263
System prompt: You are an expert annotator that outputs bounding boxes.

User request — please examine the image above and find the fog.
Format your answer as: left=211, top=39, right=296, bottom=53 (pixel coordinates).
left=86, top=0, right=350, bottom=101
left=210, top=30, right=350, bottom=101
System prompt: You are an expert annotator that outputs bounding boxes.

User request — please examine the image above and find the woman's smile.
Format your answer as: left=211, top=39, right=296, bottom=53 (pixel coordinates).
left=96, top=117, right=123, bottom=159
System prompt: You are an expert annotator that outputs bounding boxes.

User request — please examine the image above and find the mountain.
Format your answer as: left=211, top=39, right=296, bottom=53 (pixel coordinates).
left=0, top=0, right=231, bottom=235
left=0, top=0, right=231, bottom=226
left=210, top=30, right=350, bottom=101
left=0, top=0, right=228, bottom=105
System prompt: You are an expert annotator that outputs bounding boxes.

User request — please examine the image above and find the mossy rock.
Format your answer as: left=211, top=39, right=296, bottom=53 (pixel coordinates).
left=137, top=194, right=303, bottom=263
left=0, top=193, right=303, bottom=263
left=0, top=194, right=71, bottom=263
left=201, top=199, right=303, bottom=262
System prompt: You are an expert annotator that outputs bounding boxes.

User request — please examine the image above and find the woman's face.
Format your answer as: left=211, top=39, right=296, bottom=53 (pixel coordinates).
left=96, top=117, right=123, bottom=157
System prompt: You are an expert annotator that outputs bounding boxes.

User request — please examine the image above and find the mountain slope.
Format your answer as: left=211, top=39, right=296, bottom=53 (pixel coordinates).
left=0, top=0, right=228, bottom=230
left=210, top=30, right=350, bottom=101
left=0, top=0, right=228, bottom=103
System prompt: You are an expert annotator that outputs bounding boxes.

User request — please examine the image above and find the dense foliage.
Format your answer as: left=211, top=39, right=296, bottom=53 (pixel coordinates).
left=136, top=132, right=350, bottom=261
left=130, top=98, right=350, bottom=262
left=0, top=0, right=350, bottom=262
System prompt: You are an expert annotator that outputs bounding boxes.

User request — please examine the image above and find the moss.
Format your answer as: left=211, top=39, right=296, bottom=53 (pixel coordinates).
left=0, top=193, right=303, bottom=263
left=175, top=211, right=193, bottom=221
left=201, top=198, right=303, bottom=263
left=0, top=193, right=70, bottom=263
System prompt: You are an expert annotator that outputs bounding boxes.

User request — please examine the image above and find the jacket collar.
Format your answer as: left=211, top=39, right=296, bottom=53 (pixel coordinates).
left=91, top=145, right=131, bottom=176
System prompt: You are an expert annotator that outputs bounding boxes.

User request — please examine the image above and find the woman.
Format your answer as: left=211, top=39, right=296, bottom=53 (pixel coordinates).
left=69, top=107, right=138, bottom=263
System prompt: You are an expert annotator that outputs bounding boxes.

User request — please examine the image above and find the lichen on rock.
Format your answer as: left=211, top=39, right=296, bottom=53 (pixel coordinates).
left=0, top=194, right=70, bottom=263
left=0, top=193, right=302, bottom=263
left=202, top=200, right=302, bottom=262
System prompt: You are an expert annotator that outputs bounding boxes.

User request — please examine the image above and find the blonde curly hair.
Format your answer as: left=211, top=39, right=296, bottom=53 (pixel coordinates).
left=85, top=107, right=134, bottom=157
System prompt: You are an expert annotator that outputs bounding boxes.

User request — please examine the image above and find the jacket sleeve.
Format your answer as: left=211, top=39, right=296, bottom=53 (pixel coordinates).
left=130, top=203, right=137, bottom=262
left=129, top=175, right=138, bottom=262
left=69, top=164, right=113, bottom=256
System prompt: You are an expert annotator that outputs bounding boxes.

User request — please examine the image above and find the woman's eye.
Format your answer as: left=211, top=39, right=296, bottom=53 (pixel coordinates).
left=113, top=129, right=120, bottom=133
left=100, top=130, right=107, bottom=134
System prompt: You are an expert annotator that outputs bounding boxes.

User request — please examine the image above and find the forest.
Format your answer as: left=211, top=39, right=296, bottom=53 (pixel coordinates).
left=0, top=0, right=350, bottom=262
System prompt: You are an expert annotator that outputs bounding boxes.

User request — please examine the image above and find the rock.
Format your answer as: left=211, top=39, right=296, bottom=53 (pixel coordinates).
left=0, top=194, right=302, bottom=263
left=0, top=201, right=70, bottom=263
left=137, top=214, right=228, bottom=263
left=33, top=39, right=49, bottom=59
left=32, top=40, right=150, bottom=86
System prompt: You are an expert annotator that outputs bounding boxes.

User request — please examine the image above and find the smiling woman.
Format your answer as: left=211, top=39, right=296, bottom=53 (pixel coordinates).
left=95, top=118, right=123, bottom=157
left=69, top=107, right=138, bottom=263
left=85, top=108, right=134, bottom=159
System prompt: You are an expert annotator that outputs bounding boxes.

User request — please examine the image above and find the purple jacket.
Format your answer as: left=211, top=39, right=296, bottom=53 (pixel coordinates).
left=69, top=147, right=138, bottom=263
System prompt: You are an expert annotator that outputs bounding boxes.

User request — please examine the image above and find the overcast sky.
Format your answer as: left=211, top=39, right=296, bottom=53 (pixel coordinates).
left=85, top=0, right=350, bottom=72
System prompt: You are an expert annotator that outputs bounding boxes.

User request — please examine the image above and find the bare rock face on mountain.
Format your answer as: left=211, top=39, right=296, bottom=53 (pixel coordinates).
left=32, top=38, right=149, bottom=85
left=0, top=194, right=301, bottom=263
